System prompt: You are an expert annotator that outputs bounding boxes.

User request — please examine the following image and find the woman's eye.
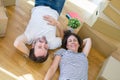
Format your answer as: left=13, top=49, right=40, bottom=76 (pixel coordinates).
left=73, top=39, right=77, bottom=42
left=68, top=41, right=71, bottom=43
left=68, top=40, right=72, bottom=42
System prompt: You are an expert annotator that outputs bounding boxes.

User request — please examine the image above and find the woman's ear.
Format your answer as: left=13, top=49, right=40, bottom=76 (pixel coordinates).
left=66, top=44, right=68, bottom=49
left=78, top=44, right=80, bottom=48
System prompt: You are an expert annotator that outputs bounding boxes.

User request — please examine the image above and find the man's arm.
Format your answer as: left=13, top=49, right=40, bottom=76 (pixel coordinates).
left=14, top=34, right=29, bottom=57
left=43, top=15, right=64, bottom=38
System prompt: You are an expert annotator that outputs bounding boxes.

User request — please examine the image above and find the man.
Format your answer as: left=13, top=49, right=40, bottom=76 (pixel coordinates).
left=14, top=0, right=65, bottom=63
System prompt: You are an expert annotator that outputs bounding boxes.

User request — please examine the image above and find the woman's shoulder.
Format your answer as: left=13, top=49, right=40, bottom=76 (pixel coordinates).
left=54, top=48, right=66, bottom=56
left=79, top=52, right=87, bottom=57
left=56, top=48, right=66, bottom=53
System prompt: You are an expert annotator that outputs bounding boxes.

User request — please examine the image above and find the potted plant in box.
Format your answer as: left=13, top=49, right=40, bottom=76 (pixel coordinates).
left=67, top=18, right=81, bottom=32
left=68, top=18, right=80, bottom=29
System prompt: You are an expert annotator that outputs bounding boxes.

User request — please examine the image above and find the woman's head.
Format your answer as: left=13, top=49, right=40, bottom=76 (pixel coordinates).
left=62, top=30, right=83, bottom=52
left=29, top=37, right=49, bottom=63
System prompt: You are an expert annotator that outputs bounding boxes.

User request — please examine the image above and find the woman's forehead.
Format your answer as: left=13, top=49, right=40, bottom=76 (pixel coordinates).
left=68, top=35, right=77, bottom=39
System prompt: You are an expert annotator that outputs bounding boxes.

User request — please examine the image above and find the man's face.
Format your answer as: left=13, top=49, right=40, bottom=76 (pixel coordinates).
left=34, top=37, right=48, bottom=57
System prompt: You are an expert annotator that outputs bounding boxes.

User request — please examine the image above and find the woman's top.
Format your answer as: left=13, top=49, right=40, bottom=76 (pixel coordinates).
left=55, top=48, right=88, bottom=80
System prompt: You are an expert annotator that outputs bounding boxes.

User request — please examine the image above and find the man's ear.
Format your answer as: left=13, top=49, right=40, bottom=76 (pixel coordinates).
left=32, top=44, right=34, bottom=48
left=32, top=42, right=35, bottom=48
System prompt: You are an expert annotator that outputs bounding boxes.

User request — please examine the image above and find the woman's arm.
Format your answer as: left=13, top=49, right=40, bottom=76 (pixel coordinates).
left=82, top=38, right=92, bottom=57
left=44, top=55, right=61, bottom=80
left=43, top=15, right=64, bottom=38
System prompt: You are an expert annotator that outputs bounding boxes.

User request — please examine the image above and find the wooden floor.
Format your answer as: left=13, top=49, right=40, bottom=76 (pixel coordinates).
left=0, top=5, right=106, bottom=80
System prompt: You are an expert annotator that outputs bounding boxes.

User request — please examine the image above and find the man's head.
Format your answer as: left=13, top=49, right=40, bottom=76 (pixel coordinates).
left=29, top=37, right=49, bottom=63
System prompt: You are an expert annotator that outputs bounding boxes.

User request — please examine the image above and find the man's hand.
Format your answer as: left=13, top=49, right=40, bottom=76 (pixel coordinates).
left=43, top=15, right=59, bottom=26
left=43, top=15, right=64, bottom=38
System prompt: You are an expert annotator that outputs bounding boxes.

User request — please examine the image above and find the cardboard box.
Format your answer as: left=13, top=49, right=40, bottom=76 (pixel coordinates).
left=0, top=7, right=8, bottom=37
left=0, top=0, right=3, bottom=6
left=97, top=56, right=120, bottom=80
left=3, top=0, right=16, bottom=6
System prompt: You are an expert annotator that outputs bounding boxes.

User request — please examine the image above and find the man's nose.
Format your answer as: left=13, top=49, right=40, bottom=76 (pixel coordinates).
left=42, top=42, right=46, bottom=45
left=42, top=42, right=47, bottom=47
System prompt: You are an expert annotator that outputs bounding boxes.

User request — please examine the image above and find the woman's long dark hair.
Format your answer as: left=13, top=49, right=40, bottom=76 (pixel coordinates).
left=61, top=30, right=83, bottom=52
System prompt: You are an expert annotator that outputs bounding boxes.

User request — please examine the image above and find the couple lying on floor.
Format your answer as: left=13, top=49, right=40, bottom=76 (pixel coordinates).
left=14, top=0, right=92, bottom=80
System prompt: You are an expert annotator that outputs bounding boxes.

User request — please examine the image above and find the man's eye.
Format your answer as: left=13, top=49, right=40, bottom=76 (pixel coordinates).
left=45, top=47, right=48, bottom=50
left=38, top=46, right=42, bottom=48
left=39, top=40, right=43, bottom=43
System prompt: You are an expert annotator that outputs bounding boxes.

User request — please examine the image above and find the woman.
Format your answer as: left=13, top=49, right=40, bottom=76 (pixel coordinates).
left=44, top=30, right=92, bottom=80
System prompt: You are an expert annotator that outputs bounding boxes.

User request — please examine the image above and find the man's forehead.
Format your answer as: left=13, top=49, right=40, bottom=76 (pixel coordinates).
left=35, top=48, right=47, bottom=57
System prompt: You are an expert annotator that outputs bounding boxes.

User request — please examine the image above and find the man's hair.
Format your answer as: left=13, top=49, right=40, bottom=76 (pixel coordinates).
left=62, top=30, right=83, bottom=52
left=29, top=48, right=49, bottom=63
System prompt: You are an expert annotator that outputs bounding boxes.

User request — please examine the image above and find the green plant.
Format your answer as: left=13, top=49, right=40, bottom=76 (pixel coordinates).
left=67, top=18, right=80, bottom=29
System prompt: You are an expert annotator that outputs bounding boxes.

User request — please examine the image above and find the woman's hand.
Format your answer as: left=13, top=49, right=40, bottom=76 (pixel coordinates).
left=44, top=55, right=61, bottom=80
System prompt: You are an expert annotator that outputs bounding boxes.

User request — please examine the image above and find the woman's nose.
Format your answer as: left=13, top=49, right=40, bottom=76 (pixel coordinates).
left=71, top=40, right=75, bottom=43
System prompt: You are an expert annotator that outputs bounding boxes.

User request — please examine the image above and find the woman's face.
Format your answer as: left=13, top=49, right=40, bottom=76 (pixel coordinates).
left=66, top=35, right=80, bottom=52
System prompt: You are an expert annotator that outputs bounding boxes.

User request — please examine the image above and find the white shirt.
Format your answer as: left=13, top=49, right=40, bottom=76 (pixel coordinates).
left=24, top=6, right=62, bottom=49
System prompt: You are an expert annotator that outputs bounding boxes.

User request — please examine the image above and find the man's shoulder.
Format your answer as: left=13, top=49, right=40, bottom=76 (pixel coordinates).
left=47, top=37, right=62, bottom=49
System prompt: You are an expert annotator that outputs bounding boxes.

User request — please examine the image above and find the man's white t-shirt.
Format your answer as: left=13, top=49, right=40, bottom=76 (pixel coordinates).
left=24, top=6, right=62, bottom=49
